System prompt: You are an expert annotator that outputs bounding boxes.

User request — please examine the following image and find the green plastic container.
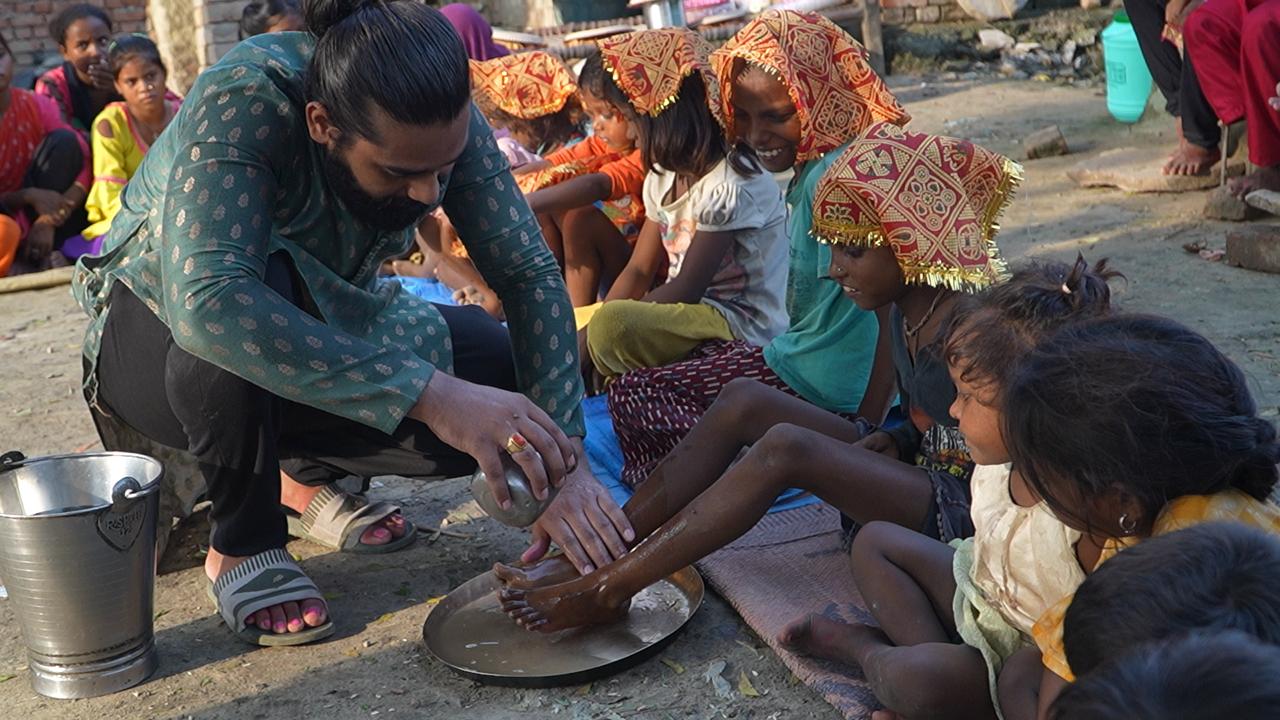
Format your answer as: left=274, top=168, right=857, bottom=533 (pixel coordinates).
left=1100, top=11, right=1154, bottom=123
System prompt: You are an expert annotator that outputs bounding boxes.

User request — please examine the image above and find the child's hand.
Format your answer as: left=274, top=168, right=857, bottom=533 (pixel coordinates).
left=855, top=431, right=900, bottom=460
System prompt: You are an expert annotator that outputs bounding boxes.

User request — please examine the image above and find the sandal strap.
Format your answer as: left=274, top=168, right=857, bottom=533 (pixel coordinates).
left=298, top=485, right=401, bottom=551
left=211, top=548, right=323, bottom=631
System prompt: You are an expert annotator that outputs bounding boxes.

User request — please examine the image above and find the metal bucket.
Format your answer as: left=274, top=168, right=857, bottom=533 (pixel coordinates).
left=0, top=451, right=162, bottom=699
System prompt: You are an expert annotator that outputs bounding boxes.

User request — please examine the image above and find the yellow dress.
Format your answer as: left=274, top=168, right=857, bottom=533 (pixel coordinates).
left=1032, top=490, right=1280, bottom=680
left=83, top=100, right=180, bottom=241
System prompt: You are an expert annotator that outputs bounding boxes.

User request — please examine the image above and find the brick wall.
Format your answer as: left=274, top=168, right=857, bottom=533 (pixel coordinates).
left=880, top=0, right=975, bottom=25
left=2, top=0, right=148, bottom=75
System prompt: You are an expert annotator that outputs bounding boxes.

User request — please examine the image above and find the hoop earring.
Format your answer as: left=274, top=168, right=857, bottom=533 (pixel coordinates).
left=1118, top=513, right=1137, bottom=535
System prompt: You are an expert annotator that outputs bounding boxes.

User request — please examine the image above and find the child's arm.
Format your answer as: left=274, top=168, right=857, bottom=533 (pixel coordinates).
left=642, top=228, right=734, bottom=305
left=524, top=172, right=612, bottom=215
left=512, top=159, right=549, bottom=176
left=602, top=219, right=665, bottom=302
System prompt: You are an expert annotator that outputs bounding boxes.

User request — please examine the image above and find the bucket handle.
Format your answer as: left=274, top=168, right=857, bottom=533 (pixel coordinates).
left=0, top=451, right=26, bottom=470
left=110, top=477, right=146, bottom=513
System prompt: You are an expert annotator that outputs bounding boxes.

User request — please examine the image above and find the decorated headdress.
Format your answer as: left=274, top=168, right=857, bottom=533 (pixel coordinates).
left=711, top=9, right=909, bottom=162
left=597, top=27, right=721, bottom=121
left=812, top=122, right=1020, bottom=291
left=469, top=51, right=578, bottom=119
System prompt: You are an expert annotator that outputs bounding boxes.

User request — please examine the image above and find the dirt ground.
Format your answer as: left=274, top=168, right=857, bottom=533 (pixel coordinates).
left=0, top=76, right=1276, bottom=720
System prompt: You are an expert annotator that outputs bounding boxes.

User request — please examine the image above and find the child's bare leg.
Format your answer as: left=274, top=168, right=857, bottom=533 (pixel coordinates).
left=850, top=521, right=959, bottom=644
left=536, top=212, right=565, bottom=266
left=560, top=206, right=631, bottom=306
left=494, top=378, right=864, bottom=587
left=499, top=422, right=932, bottom=631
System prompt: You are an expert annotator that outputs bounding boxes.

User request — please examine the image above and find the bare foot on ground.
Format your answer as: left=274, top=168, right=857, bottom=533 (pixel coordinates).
left=497, top=575, right=629, bottom=632
left=1228, top=165, right=1280, bottom=198
left=777, top=613, right=891, bottom=668
left=1163, top=138, right=1219, bottom=176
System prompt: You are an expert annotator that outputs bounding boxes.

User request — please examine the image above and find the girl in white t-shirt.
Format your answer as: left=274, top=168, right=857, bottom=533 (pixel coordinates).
left=575, top=29, right=788, bottom=382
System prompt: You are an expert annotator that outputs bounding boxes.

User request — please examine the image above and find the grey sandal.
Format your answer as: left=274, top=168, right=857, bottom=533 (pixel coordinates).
left=285, top=485, right=417, bottom=554
left=207, top=548, right=335, bottom=646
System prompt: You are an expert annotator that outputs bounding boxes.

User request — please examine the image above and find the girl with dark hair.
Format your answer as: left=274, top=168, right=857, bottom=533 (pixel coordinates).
left=0, top=31, right=92, bottom=273
left=790, top=257, right=1118, bottom=720
left=37, top=4, right=117, bottom=143
left=606, top=9, right=909, bottom=490
left=497, top=124, right=1018, bottom=634
left=72, top=0, right=632, bottom=647
left=574, top=28, right=788, bottom=381
left=83, top=35, right=182, bottom=243
left=838, top=315, right=1279, bottom=720
left=518, top=50, right=646, bottom=307
left=239, top=0, right=304, bottom=39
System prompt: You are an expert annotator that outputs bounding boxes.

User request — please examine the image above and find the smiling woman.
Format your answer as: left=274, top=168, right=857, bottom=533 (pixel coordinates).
left=71, top=0, right=631, bottom=649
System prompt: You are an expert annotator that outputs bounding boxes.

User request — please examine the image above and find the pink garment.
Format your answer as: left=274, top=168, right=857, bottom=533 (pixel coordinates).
left=440, top=4, right=510, bottom=61
left=0, top=88, right=91, bottom=193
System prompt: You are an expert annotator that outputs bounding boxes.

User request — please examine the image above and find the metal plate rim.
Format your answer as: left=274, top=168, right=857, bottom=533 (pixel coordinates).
left=422, top=566, right=704, bottom=688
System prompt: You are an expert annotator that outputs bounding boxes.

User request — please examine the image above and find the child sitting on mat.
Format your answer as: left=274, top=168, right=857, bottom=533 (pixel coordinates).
left=576, top=27, right=788, bottom=383
left=843, top=314, right=1280, bottom=720
left=518, top=51, right=646, bottom=307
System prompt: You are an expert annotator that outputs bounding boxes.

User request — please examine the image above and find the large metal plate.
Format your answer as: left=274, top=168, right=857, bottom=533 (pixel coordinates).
left=423, top=567, right=704, bottom=687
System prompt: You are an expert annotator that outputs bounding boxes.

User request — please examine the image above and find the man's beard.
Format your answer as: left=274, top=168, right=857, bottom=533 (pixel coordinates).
left=322, top=145, right=430, bottom=232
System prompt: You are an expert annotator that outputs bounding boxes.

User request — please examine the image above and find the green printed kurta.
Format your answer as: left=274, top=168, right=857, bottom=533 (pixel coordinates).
left=72, top=33, right=584, bottom=437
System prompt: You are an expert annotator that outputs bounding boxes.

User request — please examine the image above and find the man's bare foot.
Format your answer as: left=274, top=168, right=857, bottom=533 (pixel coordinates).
left=1163, top=138, right=1220, bottom=176
left=777, top=614, right=891, bottom=668
left=493, top=555, right=579, bottom=590
left=280, top=473, right=406, bottom=547
left=497, top=576, right=630, bottom=632
left=205, top=547, right=328, bottom=633
left=1228, top=165, right=1280, bottom=198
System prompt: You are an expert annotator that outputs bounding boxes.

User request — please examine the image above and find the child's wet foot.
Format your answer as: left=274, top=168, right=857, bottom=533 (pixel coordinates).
left=493, top=555, right=579, bottom=590
left=497, top=577, right=629, bottom=632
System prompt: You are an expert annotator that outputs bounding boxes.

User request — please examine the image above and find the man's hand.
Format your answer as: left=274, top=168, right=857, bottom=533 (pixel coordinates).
left=1270, top=81, right=1280, bottom=111
left=1164, top=0, right=1203, bottom=32
left=523, top=454, right=634, bottom=574
left=410, top=371, right=575, bottom=509
left=855, top=430, right=900, bottom=460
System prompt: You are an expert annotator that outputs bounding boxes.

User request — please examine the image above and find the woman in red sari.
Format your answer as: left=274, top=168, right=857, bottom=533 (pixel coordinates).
left=0, top=32, right=92, bottom=274
left=1184, top=0, right=1280, bottom=195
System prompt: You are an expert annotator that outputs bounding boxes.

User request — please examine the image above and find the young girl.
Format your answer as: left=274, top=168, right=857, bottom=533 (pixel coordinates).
left=83, top=35, right=182, bottom=244
left=496, top=124, right=1018, bottom=629
left=832, top=314, right=1279, bottom=720
left=471, top=50, right=583, bottom=169
left=0, top=31, right=92, bottom=273
left=518, top=51, right=646, bottom=307
left=392, top=51, right=586, bottom=319
left=606, top=9, right=909, bottom=488
left=576, top=27, right=788, bottom=380
left=37, top=4, right=117, bottom=144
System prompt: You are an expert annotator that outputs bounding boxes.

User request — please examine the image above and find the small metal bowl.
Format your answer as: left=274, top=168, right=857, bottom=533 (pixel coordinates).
left=469, top=456, right=557, bottom=528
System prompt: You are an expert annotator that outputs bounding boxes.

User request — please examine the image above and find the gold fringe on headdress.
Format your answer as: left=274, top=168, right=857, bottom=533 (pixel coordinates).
left=811, top=122, right=1021, bottom=292
left=597, top=28, right=722, bottom=123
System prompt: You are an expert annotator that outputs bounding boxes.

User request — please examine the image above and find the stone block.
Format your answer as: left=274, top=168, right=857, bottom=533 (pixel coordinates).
left=1069, top=148, right=1232, bottom=194
left=1024, top=125, right=1069, bottom=160
left=1245, top=190, right=1280, bottom=216
left=1225, top=226, right=1280, bottom=274
left=1204, top=186, right=1264, bottom=221
left=918, top=6, right=942, bottom=21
